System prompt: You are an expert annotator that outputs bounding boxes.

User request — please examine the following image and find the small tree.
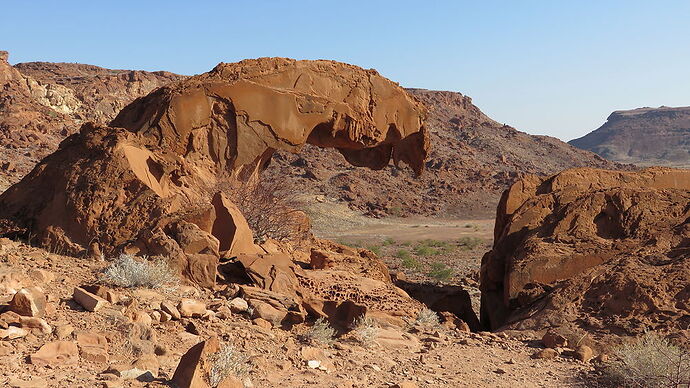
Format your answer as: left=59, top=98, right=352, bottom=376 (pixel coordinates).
left=226, top=179, right=308, bottom=243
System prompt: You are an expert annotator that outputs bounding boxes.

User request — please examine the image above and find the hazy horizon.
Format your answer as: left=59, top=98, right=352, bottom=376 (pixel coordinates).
left=3, top=0, right=689, bottom=141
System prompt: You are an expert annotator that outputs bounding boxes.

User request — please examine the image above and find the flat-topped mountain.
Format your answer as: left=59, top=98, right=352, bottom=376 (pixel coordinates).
left=569, top=106, right=690, bottom=167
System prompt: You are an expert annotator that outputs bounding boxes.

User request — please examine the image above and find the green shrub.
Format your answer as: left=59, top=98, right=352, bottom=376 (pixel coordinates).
left=382, top=238, right=396, bottom=246
left=367, top=245, right=382, bottom=255
left=457, top=236, right=483, bottom=250
left=427, top=262, right=454, bottom=281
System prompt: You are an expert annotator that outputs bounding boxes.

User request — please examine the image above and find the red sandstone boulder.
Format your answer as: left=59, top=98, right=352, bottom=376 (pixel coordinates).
left=480, top=167, right=690, bottom=344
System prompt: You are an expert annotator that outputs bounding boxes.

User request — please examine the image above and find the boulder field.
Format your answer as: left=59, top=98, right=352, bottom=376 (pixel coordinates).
left=480, top=167, right=690, bottom=345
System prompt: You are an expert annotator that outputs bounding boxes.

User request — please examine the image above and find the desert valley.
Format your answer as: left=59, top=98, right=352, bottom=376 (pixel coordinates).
left=0, top=25, right=689, bottom=388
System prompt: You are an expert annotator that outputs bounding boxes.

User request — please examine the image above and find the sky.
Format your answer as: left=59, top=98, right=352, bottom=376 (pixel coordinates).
left=2, top=1, right=689, bottom=141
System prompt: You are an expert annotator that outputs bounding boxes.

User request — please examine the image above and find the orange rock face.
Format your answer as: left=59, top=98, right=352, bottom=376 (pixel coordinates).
left=0, top=58, right=428, bottom=287
left=480, top=167, right=690, bottom=342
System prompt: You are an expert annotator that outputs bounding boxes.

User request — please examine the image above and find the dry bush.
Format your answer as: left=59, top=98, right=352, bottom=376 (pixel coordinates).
left=225, top=179, right=308, bottom=243
left=602, top=332, right=690, bottom=388
left=352, top=316, right=379, bottom=346
left=306, top=317, right=336, bottom=345
left=101, top=254, right=178, bottom=289
left=207, top=344, right=248, bottom=387
left=415, top=308, right=441, bottom=327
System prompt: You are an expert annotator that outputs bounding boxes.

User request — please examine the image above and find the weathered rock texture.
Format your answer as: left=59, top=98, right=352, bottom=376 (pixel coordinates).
left=0, top=58, right=428, bottom=288
left=0, top=51, right=182, bottom=189
left=480, top=167, right=690, bottom=344
left=570, top=106, right=690, bottom=167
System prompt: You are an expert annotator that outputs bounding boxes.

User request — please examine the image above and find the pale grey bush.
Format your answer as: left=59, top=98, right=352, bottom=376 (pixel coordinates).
left=352, top=316, right=379, bottom=346
left=101, top=254, right=178, bottom=288
left=306, top=317, right=336, bottom=345
left=603, top=332, right=690, bottom=388
left=415, top=308, right=440, bottom=326
left=207, top=344, right=248, bottom=387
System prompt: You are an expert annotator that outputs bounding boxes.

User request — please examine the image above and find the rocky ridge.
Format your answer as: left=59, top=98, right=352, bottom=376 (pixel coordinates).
left=569, top=106, right=690, bottom=167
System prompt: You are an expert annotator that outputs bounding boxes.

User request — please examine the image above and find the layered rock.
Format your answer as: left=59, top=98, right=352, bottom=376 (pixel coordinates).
left=480, top=167, right=690, bottom=343
left=0, top=58, right=428, bottom=288
left=570, top=106, right=690, bottom=167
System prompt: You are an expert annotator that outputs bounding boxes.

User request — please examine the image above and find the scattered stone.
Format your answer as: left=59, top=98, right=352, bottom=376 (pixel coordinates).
left=132, top=353, right=159, bottom=377
left=73, top=287, right=108, bottom=312
left=161, top=301, right=181, bottom=320
left=77, top=332, right=109, bottom=363
left=494, top=368, right=506, bottom=374
left=28, top=269, right=54, bottom=284
left=30, top=340, right=79, bottom=366
left=216, top=305, right=232, bottom=319
left=533, top=348, right=558, bottom=360
left=575, top=345, right=594, bottom=363
left=178, top=299, right=206, bottom=318
left=229, top=297, right=249, bottom=313
left=0, top=326, right=28, bottom=340
left=55, top=324, right=74, bottom=340
left=252, top=317, right=272, bottom=329
left=133, top=312, right=153, bottom=326
left=19, top=316, right=52, bottom=335
left=595, top=353, right=609, bottom=363
left=392, top=383, right=419, bottom=388
left=154, top=344, right=169, bottom=356
left=307, top=360, right=321, bottom=369
left=9, top=287, right=46, bottom=317
left=542, top=331, right=568, bottom=349
left=106, top=365, right=154, bottom=381
left=8, top=377, right=48, bottom=388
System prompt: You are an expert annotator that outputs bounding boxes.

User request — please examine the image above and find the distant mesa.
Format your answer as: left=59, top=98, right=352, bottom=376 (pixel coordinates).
left=569, top=106, right=690, bottom=167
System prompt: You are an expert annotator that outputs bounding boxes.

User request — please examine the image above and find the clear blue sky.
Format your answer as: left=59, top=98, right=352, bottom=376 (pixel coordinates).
left=3, top=1, right=689, bottom=140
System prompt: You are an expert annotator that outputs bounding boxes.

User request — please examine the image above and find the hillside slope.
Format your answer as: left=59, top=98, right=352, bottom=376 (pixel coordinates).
left=569, top=106, right=690, bottom=167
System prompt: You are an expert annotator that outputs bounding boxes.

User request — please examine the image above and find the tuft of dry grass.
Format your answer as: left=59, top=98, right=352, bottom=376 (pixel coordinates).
left=415, top=308, right=441, bottom=327
left=306, top=317, right=336, bottom=345
left=352, top=316, right=379, bottom=346
left=207, top=344, right=248, bottom=387
left=101, top=254, right=178, bottom=289
left=600, top=332, right=690, bottom=388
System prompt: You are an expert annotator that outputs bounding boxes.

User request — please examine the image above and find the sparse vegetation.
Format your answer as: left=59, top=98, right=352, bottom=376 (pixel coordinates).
left=457, top=236, right=483, bottom=250
left=367, top=245, right=382, bottom=255
left=415, top=308, right=441, bottom=326
left=226, top=179, right=308, bottom=243
left=101, top=254, right=178, bottom=289
left=382, top=237, right=396, bottom=246
left=306, top=317, right=336, bottom=345
left=427, top=262, right=454, bottom=281
left=600, top=332, right=690, bottom=388
left=413, top=239, right=452, bottom=257
left=208, top=344, right=249, bottom=387
left=352, top=316, right=379, bottom=346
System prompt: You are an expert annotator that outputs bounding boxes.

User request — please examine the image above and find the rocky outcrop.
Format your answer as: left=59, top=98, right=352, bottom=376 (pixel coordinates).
left=0, top=58, right=428, bottom=288
left=0, top=52, right=182, bottom=190
left=570, top=106, right=690, bottom=167
left=480, top=167, right=690, bottom=344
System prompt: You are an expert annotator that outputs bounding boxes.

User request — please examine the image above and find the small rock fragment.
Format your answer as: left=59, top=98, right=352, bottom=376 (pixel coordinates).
left=161, top=301, right=181, bottom=320
left=30, top=340, right=79, bottom=366
left=575, top=345, right=594, bottom=363
left=73, top=287, right=108, bottom=312
left=533, top=348, right=558, bottom=360
left=542, top=331, right=568, bottom=349
left=228, top=297, right=249, bottom=313
left=9, top=287, right=46, bottom=317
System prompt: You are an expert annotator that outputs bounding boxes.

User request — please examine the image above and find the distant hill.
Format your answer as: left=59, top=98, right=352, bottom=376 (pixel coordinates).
left=569, top=106, right=690, bottom=167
